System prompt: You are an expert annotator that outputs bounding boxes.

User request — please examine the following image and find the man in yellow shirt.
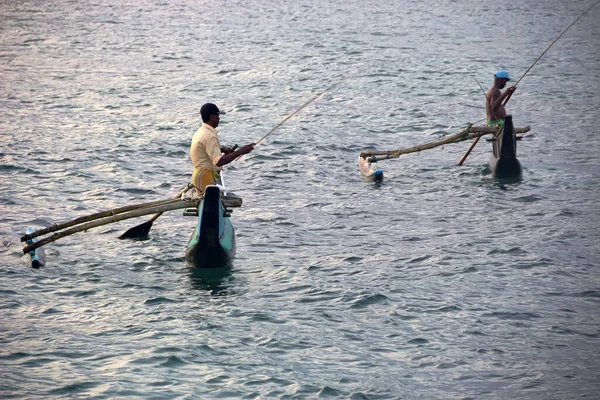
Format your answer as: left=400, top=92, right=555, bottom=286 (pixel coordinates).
left=190, top=103, right=254, bottom=194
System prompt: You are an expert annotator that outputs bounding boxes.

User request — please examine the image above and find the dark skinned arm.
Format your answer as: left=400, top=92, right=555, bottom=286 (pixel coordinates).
left=216, top=143, right=255, bottom=167
left=220, top=144, right=238, bottom=155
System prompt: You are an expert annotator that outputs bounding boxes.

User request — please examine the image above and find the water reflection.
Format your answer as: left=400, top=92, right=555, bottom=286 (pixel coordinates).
left=188, top=267, right=233, bottom=295
left=481, top=166, right=523, bottom=186
left=494, top=176, right=523, bottom=186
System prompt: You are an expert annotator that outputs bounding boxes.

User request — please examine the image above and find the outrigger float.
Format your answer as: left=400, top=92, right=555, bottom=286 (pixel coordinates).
left=358, top=155, right=383, bottom=182
left=359, top=115, right=530, bottom=182
left=21, top=178, right=243, bottom=269
left=24, top=227, right=46, bottom=268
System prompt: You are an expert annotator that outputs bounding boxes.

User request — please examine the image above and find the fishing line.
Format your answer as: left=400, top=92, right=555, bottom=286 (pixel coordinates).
left=510, top=0, right=600, bottom=89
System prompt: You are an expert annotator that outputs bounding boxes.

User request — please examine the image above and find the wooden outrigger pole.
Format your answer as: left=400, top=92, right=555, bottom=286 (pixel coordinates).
left=360, top=125, right=530, bottom=162
left=118, top=183, right=194, bottom=239
left=21, top=196, right=188, bottom=243
left=22, top=198, right=202, bottom=255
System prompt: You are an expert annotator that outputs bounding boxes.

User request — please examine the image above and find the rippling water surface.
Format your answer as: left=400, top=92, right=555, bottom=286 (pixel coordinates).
left=2, top=0, right=599, bottom=398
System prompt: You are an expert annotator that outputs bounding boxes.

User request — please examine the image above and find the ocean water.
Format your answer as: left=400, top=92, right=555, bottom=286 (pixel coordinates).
left=1, top=0, right=599, bottom=398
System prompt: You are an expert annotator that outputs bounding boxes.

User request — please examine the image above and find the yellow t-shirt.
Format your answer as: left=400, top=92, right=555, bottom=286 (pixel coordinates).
left=190, top=123, right=222, bottom=171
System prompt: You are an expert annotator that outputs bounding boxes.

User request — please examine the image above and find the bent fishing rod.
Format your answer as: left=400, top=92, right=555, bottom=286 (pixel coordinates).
left=233, top=79, right=345, bottom=162
left=255, top=80, right=342, bottom=147
left=456, top=76, right=489, bottom=166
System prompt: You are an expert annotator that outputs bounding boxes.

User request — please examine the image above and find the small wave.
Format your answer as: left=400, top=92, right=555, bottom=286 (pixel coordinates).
left=48, top=381, right=99, bottom=396
left=406, top=338, right=429, bottom=345
left=482, top=311, right=541, bottom=320
left=572, top=290, right=600, bottom=298
left=513, top=194, right=544, bottom=203
left=350, top=293, right=389, bottom=308
left=428, top=305, right=462, bottom=313
left=408, top=254, right=432, bottom=263
left=159, top=354, right=188, bottom=367
left=143, top=297, right=179, bottom=305
left=0, top=351, right=31, bottom=361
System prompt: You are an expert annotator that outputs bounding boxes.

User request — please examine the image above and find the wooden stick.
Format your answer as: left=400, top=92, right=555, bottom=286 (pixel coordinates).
left=22, top=198, right=201, bottom=254
left=360, top=126, right=530, bottom=161
left=363, top=128, right=490, bottom=160
left=457, top=124, right=508, bottom=165
left=21, top=197, right=183, bottom=242
left=457, top=136, right=482, bottom=166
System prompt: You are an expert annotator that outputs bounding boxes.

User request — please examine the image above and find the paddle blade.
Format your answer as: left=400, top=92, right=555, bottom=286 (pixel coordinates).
left=118, top=220, right=154, bottom=239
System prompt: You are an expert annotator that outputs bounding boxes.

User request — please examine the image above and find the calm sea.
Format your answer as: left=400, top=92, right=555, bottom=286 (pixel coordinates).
left=1, top=0, right=599, bottom=398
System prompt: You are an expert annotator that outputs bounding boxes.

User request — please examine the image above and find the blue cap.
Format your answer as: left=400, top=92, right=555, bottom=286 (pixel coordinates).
left=494, top=70, right=511, bottom=81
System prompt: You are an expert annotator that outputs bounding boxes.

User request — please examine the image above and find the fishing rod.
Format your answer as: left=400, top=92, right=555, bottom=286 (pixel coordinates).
left=254, top=81, right=341, bottom=147
left=504, top=0, right=600, bottom=105
left=472, top=75, right=487, bottom=96
left=233, top=79, right=345, bottom=163
left=456, top=76, right=489, bottom=166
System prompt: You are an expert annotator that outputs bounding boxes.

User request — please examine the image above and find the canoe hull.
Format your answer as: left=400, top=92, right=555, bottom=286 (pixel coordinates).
left=489, top=115, right=522, bottom=179
left=185, top=185, right=236, bottom=269
left=489, top=156, right=522, bottom=179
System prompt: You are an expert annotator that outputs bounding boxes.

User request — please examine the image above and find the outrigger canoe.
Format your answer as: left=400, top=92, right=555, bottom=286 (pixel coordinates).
left=488, top=114, right=522, bottom=179
left=20, top=181, right=241, bottom=269
left=359, top=118, right=529, bottom=182
left=184, top=183, right=242, bottom=269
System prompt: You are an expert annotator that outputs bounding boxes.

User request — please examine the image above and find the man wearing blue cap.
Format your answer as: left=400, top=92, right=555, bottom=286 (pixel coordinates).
left=190, top=103, right=254, bottom=194
left=486, top=70, right=517, bottom=126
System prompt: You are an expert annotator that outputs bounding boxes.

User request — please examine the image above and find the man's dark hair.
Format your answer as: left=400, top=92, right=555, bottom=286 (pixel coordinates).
left=200, top=103, right=221, bottom=123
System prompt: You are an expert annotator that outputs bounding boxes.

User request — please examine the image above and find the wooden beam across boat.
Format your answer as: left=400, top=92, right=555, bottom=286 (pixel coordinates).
left=21, top=197, right=187, bottom=243
left=22, top=198, right=201, bottom=254
left=361, top=125, right=530, bottom=162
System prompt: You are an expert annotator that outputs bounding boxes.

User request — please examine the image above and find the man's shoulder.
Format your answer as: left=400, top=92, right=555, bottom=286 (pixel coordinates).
left=193, top=124, right=218, bottom=140
left=203, top=124, right=219, bottom=135
left=488, top=87, right=501, bottom=98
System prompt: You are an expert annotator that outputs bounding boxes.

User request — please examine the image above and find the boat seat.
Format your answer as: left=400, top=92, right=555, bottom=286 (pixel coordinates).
left=222, top=192, right=243, bottom=208
left=183, top=207, right=199, bottom=217
left=489, top=136, right=522, bottom=142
